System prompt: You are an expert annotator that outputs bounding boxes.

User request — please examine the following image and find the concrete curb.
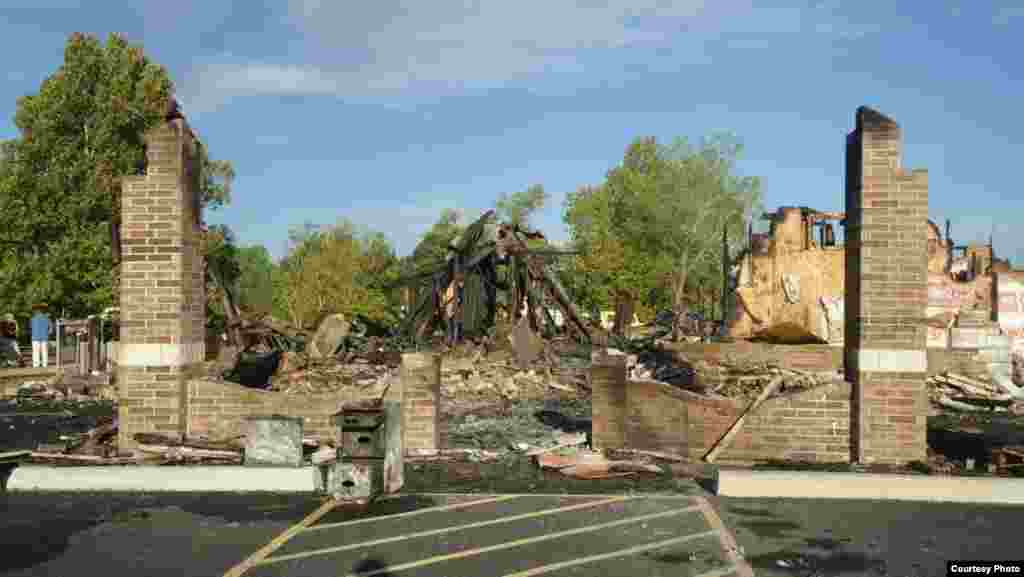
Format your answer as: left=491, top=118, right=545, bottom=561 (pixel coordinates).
left=716, top=469, right=1024, bottom=505
left=7, top=465, right=316, bottom=493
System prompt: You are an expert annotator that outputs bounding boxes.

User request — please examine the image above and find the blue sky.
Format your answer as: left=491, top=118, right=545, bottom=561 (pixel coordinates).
left=2, top=1, right=1022, bottom=263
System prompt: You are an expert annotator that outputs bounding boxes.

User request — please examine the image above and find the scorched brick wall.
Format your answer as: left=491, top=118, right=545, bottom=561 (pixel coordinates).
left=118, top=118, right=205, bottom=451
left=844, top=106, right=928, bottom=464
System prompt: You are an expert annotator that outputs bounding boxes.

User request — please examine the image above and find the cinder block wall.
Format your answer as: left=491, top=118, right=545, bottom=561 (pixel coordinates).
left=118, top=118, right=205, bottom=451
left=845, top=106, right=929, bottom=464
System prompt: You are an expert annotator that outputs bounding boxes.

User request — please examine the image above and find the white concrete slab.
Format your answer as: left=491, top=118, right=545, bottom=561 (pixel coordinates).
left=6, top=465, right=316, bottom=492
left=717, top=469, right=1024, bottom=505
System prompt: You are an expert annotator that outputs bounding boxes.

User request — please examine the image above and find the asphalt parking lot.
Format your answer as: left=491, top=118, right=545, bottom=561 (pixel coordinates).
left=231, top=494, right=744, bottom=577
left=5, top=490, right=1024, bottom=577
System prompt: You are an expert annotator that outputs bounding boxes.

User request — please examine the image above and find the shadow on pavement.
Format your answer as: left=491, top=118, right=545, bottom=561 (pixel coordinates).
left=746, top=548, right=888, bottom=575
left=0, top=516, right=100, bottom=572
left=352, top=558, right=395, bottom=576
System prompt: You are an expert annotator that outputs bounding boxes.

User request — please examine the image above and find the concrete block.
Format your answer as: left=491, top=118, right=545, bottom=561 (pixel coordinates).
left=244, top=415, right=303, bottom=467
left=341, top=429, right=384, bottom=459
left=325, top=460, right=383, bottom=500
left=383, top=399, right=404, bottom=494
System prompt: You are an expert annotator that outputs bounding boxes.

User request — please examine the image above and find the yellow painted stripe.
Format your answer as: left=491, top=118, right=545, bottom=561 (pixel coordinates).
left=260, top=495, right=637, bottom=566
left=501, top=530, right=722, bottom=577
left=221, top=497, right=339, bottom=577
left=303, top=494, right=520, bottom=532
left=338, top=505, right=702, bottom=577
left=694, top=496, right=756, bottom=577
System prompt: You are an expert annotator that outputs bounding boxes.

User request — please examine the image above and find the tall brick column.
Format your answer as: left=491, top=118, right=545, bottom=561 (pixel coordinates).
left=118, top=117, right=205, bottom=451
left=844, top=106, right=928, bottom=464
left=400, top=352, right=441, bottom=455
left=590, top=356, right=628, bottom=450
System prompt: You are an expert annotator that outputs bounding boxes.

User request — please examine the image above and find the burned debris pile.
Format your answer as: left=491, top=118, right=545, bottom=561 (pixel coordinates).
left=928, top=372, right=1024, bottom=414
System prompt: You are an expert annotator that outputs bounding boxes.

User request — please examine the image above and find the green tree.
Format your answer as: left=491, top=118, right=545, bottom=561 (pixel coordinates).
left=408, top=209, right=464, bottom=271
left=564, top=135, right=761, bottom=338
left=278, top=220, right=399, bottom=329
left=235, top=244, right=275, bottom=316
left=0, top=32, right=233, bottom=319
left=496, top=184, right=549, bottom=228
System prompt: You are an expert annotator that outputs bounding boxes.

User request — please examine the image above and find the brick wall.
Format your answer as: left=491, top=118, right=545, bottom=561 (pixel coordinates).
left=591, top=361, right=854, bottom=464
left=187, top=352, right=427, bottom=453
left=187, top=379, right=356, bottom=442
left=686, top=381, right=853, bottom=464
left=399, top=353, right=441, bottom=454
left=844, top=106, right=928, bottom=464
left=591, top=357, right=628, bottom=450
left=117, top=118, right=205, bottom=451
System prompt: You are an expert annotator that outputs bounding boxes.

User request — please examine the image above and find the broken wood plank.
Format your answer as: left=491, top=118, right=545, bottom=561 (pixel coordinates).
left=704, top=375, right=785, bottom=464
left=560, top=465, right=635, bottom=480
left=536, top=453, right=578, bottom=469
left=945, top=373, right=1002, bottom=393
left=626, top=449, right=689, bottom=463
left=135, top=444, right=242, bottom=461
left=29, top=452, right=138, bottom=464
left=0, top=450, right=31, bottom=464
left=1001, top=446, right=1024, bottom=459
left=545, top=381, right=575, bottom=392
left=526, top=438, right=587, bottom=456
left=936, top=395, right=1007, bottom=413
left=608, top=461, right=664, bottom=474
left=132, top=432, right=244, bottom=451
left=71, top=419, right=118, bottom=453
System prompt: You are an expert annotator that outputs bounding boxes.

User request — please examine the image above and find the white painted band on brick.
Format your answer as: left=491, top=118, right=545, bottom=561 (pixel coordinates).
left=7, top=465, right=315, bottom=492
left=857, top=349, right=926, bottom=372
left=119, top=342, right=204, bottom=367
left=717, top=470, right=1024, bottom=505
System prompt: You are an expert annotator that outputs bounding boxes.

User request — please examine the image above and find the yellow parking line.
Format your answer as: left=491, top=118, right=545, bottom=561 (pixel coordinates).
left=411, top=492, right=697, bottom=499
left=304, top=494, right=521, bottom=532
left=694, top=496, right=756, bottom=577
left=339, top=505, right=703, bottom=577
left=501, top=530, right=721, bottom=576
left=259, top=495, right=638, bottom=566
left=221, top=497, right=339, bottom=577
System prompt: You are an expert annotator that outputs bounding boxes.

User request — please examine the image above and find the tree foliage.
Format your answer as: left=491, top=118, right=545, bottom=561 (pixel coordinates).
left=496, top=184, right=549, bottom=229
left=564, top=134, right=761, bottom=335
left=0, top=32, right=172, bottom=317
left=408, top=209, right=464, bottom=272
left=0, top=32, right=234, bottom=321
left=277, top=220, right=400, bottom=329
left=235, top=244, right=275, bottom=316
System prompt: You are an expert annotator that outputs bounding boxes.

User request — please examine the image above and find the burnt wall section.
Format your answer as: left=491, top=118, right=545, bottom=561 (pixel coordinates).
left=845, top=106, right=929, bottom=464
left=118, top=118, right=205, bottom=451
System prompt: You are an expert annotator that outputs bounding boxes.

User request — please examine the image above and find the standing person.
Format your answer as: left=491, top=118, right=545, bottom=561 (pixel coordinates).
left=31, top=304, right=51, bottom=368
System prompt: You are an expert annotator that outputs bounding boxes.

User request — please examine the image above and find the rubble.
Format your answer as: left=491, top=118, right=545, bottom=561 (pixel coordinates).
left=990, top=446, right=1024, bottom=475
left=308, top=313, right=351, bottom=358
left=617, top=342, right=843, bottom=401
left=928, top=372, right=1019, bottom=413
left=533, top=448, right=664, bottom=479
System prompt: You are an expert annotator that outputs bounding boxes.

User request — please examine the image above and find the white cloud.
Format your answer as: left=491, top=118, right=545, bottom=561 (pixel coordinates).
left=993, top=4, right=1024, bottom=25
left=178, top=0, right=881, bottom=112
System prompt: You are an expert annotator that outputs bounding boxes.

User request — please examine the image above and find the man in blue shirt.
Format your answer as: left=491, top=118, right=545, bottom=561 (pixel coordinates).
left=30, top=304, right=51, bottom=368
